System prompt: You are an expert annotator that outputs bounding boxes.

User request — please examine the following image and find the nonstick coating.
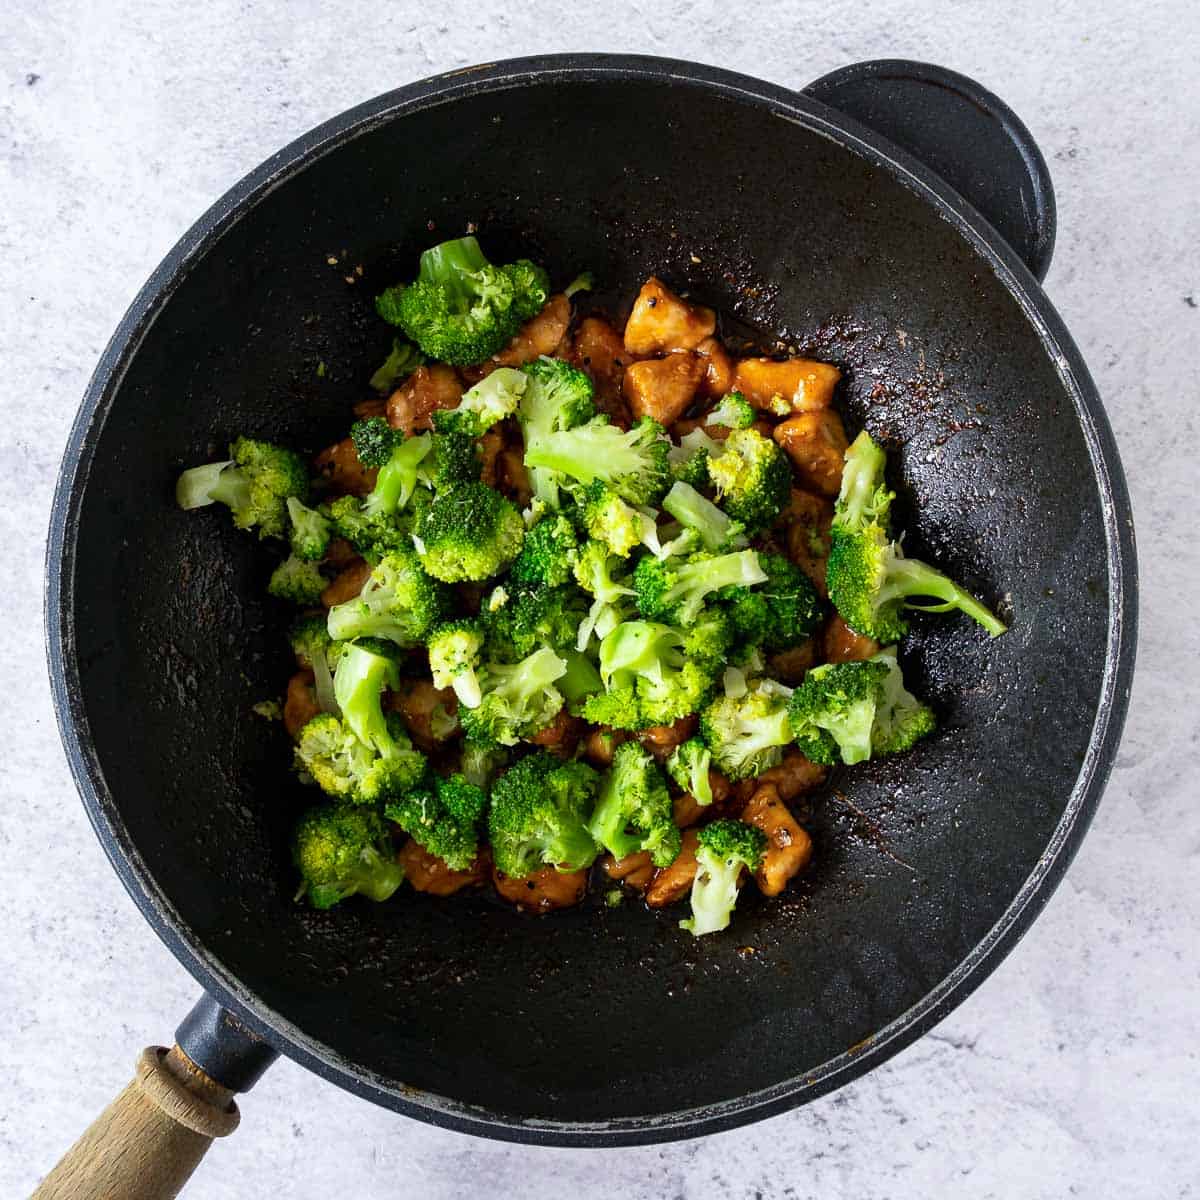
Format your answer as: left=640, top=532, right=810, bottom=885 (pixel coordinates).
left=48, top=57, right=1135, bottom=1141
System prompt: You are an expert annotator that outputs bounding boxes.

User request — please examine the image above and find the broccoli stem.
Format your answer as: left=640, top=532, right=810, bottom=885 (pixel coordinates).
left=662, top=481, right=743, bottom=551
left=364, top=434, right=432, bottom=517
left=417, top=236, right=490, bottom=310
left=836, top=432, right=888, bottom=528
left=175, top=461, right=243, bottom=510
left=879, top=556, right=1007, bottom=637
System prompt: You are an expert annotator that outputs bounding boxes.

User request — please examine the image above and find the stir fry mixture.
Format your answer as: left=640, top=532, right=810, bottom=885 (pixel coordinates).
left=177, top=236, right=1006, bottom=936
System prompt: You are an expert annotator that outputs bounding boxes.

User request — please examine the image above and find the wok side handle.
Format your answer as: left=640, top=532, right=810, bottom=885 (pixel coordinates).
left=31, top=996, right=278, bottom=1200
left=805, top=59, right=1057, bottom=280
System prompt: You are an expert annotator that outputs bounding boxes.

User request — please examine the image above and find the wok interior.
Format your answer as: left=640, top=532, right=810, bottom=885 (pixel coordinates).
left=68, top=75, right=1109, bottom=1124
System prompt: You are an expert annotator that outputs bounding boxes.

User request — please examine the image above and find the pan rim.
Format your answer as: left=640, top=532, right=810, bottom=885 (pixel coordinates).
left=44, top=52, right=1137, bottom=1146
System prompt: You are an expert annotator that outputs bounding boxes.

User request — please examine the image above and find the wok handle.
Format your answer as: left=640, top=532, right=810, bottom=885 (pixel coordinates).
left=805, top=59, right=1057, bottom=280
left=32, top=996, right=278, bottom=1200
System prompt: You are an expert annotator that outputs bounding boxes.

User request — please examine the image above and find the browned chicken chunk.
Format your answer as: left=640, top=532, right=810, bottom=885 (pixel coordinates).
left=492, top=294, right=571, bottom=366
left=623, top=277, right=716, bottom=356
left=313, top=437, right=376, bottom=497
left=645, top=829, right=701, bottom=907
left=733, top=357, right=841, bottom=414
left=583, top=727, right=631, bottom=767
left=322, top=537, right=359, bottom=569
left=398, top=841, right=487, bottom=896
left=497, top=445, right=532, bottom=508
left=782, top=487, right=834, bottom=597
left=623, top=352, right=704, bottom=427
left=478, top=425, right=504, bottom=488
left=284, top=670, right=319, bottom=741
left=352, top=396, right=388, bottom=420
left=755, top=752, right=827, bottom=802
left=766, top=640, right=819, bottom=684
left=601, top=850, right=655, bottom=892
left=637, top=715, right=698, bottom=761
left=695, top=335, right=735, bottom=399
left=493, top=864, right=589, bottom=912
left=774, top=408, right=849, bottom=496
left=823, top=614, right=881, bottom=663
left=386, top=363, right=463, bottom=434
left=320, top=559, right=371, bottom=608
left=742, top=784, right=813, bottom=896
left=672, top=791, right=707, bottom=829
left=387, top=680, right=458, bottom=751
left=573, top=315, right=636, bottom=424
left=529, top=710, right=582, bottom=756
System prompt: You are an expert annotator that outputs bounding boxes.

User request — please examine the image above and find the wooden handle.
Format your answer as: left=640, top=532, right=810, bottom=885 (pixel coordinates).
left=32, top=1046, right=240, bottom=1200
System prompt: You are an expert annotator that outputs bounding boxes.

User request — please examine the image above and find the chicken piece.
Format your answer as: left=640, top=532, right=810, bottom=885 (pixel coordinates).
left=766, top=640, right=819, bottom=685
left=398, top=841, right=487, bottom=896
left=783, top=487, right=834, bottom=598
left=312, top=437, right=376, bottom=498
left=823, top=614, right=880, bottom=663
left=493, top=864, right=589, bottom=912
left=491, top=294, right=571, bottom=367
left=320, top=559, right=371, bottom=608
left=529, top=709, right=582, bottom=756
left=497, top=445, right=532, bottom=508
left=573, top=316, right=635, bottom=424
left=623, top=352, right=705, bottom=428
left=637, top=715, right=698, bottom=761
left=755, top=752, right=827, bottom=802
left=774, top=409, right=849, bottom=497
left=742, top=784, right=813, bottom=897
left=386, top=364, right=463, bottom=434
left=733, top=357, right=841, bottom=415
left=353, top=396, right=388, bottom=420
left=672, top=791, right=707, bottom=829
left=601, top=849, right=655, bottom=892
left=583, top=727, right=631, bottom=767
left=322, top=537, right=359, bottom=569
left=623, top=277, right=716, bottom=356
left=284, top=670, right=319, bottom=741
left=478, top=426, right=504, bottom=488
left=645, top=829, right=701, bottom=907
left=695, top=336, right=735, bottom=399
left=387, top=679, right=458, bottom=752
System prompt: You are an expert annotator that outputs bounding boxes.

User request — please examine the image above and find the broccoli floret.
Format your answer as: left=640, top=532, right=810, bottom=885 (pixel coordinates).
left=563, top=271, right=594, bottom=299
left=432, top=367, right=529, bottom=437
left=176, top=436, right=308, bottom=539
left=579, top=480, right=648, bottom=558
left=414, top=481, right=524, bottom=583
left=582, top=619, right=718, bottom=730
left=787, top=649, right=936, bottom=765
left=385, top=773, right=487, bottom=871
left=680, top=819, right=767, bottom=936
left=286, top=497, right=333, bottom=561
left=661, top=480, right=747, bottom=553
left=482, top=582, right=586, bottom=662
left=572, top=540, right=637, bottom=651
left=290, top=615, right=340, bottom=713
left=524, top=415, right=671, bottom=507
left=707, top=427, right=790, bottom=531
left=718, top=552, right=824, bottom=656
left=460, top=739, right=508, bottom=791
left=669, top=427, right=722, bottom=488
left=634, top=549, right=768, bottom=626
left=292, top=804, right=404, bottom=909
left=369, top=338, right=424, bottom=393
left=427, top=619, right=485, bottom=709
left=508, top=512, right=579, bottom=587
left=700, top=679, right=794, bottom=781
left=326, top=548, right=446, bottom=646
left=705, top=392, right=755, bottom=430
left=352, top=420, right=434, bottom=519
left=268, top=554, right=327, bottom=604
left=427, top=429, right=481, bottom=490
left=588, top=741, right=680, bottom=867
left=458, top=645, right=568, bottom=747
left=827, top=431, right=1007, bottom=640
left=376, top=236, right=549, bottom=366
left=349, top=416, right=399, bottom=469
left=488, top=753, right=601, bottom=876
left=666, top=738, right=714, bottom=806
left=325, top=493, right=412, bottom=560
left=517, top=356, right=597, bottom=508
left=559, top=649, right=604, bottom=709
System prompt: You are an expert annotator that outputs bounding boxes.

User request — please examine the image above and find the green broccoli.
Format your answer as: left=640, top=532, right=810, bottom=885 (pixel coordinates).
left=458, top=645, right=569, bottom=747
left=376, top=235, right=549, bottom=365
left=325, top=547, right=446, bottom=646
left=705, top=392, right=755, bottom=430
left=706, top=427, right=791, bottom=531
left=427, top=619, right=486, bottom=709
left=432, top=366, right=529, bottom=437
left=415, top=481, right=524, bottom=582
left=460, top=739, right=508, bottom=791
left=680, top=819, right=767, bottom=936
left=588, top=741, right=681, bottom=867
left=176, top=436, right=308, bottom=539
left=666, top=738, right=714, bottom=806
left=369, top=338, right=424, bottom=393
left=669, top=427, right=722, bottom=488
left=290, top=614, right=341, bottom=714
left=482, top=583, right=586, bottom=662
left=559, top=649, right=603, bottom=708
left=573, top=540, right=637, bottom=651
left=827, top=431, right=1007, bottom=640
left=292, top=804, right=405, bottom=909
left=700, top=679, right=795, bottom=781
left=325, top=494, right=413, bottom=560
left=508, top=512, right=579, bottom=587
left=787, top=649, right=936, bottom=765
left=268, top=554, right=327, bottom=604
left=563, top=271, right=594, bottom=299
left=385, top=773, right=487, bottom=871
left=661, top=480, right=746, bottom=553
left=524, top=415, right=671, bottom=507
left=286, top=497, right=333, bottom=561
left=579, top=481, right=649, bottom=558
left=488, top=753, right=601, bottom=876
left=718, top=552, right=824, bottom=654
left=634, top=549, right=768, bottom=626
left=517, top=356, right=597, bottom=508
left=427, top=429, right=481, bottom=490
left=350, top=418, right=433, bottom=519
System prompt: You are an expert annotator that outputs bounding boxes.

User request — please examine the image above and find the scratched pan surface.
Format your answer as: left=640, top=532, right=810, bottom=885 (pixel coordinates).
left=47, top=56, right=1135, bottom=1142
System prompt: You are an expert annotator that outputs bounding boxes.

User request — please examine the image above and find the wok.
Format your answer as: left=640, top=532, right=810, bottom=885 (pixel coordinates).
left=40, top=53, right=1136, bottom=1196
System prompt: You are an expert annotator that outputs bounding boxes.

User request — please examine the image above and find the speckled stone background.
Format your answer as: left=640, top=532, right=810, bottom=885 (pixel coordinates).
left=2, top=1, right=1196, bottom=1196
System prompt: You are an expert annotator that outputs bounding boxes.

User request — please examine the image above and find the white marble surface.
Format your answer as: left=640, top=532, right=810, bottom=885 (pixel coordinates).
left=2, top=1, right=1197, bottom=1195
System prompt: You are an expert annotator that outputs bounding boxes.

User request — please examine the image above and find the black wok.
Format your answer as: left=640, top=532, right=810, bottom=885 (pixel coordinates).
left=41, top=52, right=1136, bottom=1191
